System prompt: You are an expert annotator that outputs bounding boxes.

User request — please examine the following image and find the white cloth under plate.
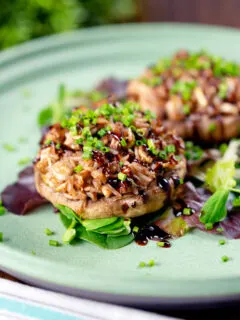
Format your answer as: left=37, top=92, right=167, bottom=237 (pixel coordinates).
left=0, top=278, right=181, bottom=320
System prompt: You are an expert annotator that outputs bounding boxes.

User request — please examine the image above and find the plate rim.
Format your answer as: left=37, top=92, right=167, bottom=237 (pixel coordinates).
left=1, top=22, right=240, bottom=308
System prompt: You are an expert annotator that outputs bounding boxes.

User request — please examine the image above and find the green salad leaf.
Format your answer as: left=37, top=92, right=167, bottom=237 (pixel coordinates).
left=200, top=189, right=229, bottom=224
left=205, top=160, right=236, bottom=192
left=58, top=205, right=134, bottom=249
left=200, top=159, right=238, bottom=225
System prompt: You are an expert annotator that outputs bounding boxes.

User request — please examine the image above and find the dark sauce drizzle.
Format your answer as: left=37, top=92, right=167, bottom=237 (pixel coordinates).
left=134, top=224, right=171, bottom=248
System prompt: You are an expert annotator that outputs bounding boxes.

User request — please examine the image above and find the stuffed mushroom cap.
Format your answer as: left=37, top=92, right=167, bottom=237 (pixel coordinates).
left=34, top=102, right=186, bottom=219
left=127, top=50, right=240, bottom=143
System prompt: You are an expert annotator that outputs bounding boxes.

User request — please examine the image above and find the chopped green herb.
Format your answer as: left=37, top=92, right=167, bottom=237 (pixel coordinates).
left=205, top=223, right=213, bottom=230
left=98, top=128, right=108, bottom=137
left=133, top=226, right=139, bottom=233
left=148, top=259, right=155, bottom=267
left=136, top=128, right=145, bottom=136
left=120, top=138, right=127, bottom=147
left=138, top=261, right=146, bottom=268
left=45, top=228, right=54, bottom=236
left=141, top=77, right=162, bottom=87
left=151, top=58, right=171, bottom=74
left=144, top=110, right=156, bottom=121
left=119, top=162, right=124, bottom=167
left=63, top=228, right=76, bottom=244
left=216, top=227, right=224, bottom=233
left=101, top=146, right=110, bottom=153
left=232, top=197, right=240, bottom=207
left=49, top=240, right=60, bottom=247
left=157, top=241, right=165, bottom=247
left=219, top=143, right=228, bottom=155
left=184, top=141, right=203, bottom=161
left=136, top=140, right=144, bottom=146
left=118, top=172, right=127, bottom=181
left=44, top=139, right=52, bottom=146
left=0, top=232, right=3, bottom=242
left=218, top=81, right=228, bottom=99
left=183, top=208, right=191, bottom=216
left=208, top=123, right=216, bottom=133
left=183, top=104, right=190, bottom=115
left=170, top=80, right=196, bottom=101
left=3, top=144, right=15, bottom=152
left=74, top=165, right=83, bottom=173
left=219, top=239, right=226, bottom=245
left=179, top=178, right=184, bottom=184
left=56, top=143, right=61, bottom=150
left=147, top=139, right=158, bottom=155
left=18, top=157, right=31, bottom=166
left=165, top=144, right=176, bottom=154
left=158, top=150, right=167, bottom=160
left=0, top=207, right=6, bottom=216
left=221, top=255, right=229, bottom=262
left=31, top=250, right=36, bottom=255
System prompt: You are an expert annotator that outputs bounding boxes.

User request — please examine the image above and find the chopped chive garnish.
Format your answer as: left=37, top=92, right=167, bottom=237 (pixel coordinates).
left=119, top=161, right=124, bottom=167
left=118, top=172, right=127, bottom=181
left=56, top=143, right=61, bottom=150
left=136, top=128, right=145, bottom=136
left=232, top=197, right=240, bottom=207
left=18, top=157, right=31, bottom=166
left=101, top=146, right=110, bottom=152
left=208, top=123, right=216, bottom=132
left=98, top=128, right=107, bottom=137
left=136, top=140, right=144, bottom=146
left=183, top=208, right=191, bottom=216
left=82, top=152, right=92, bottom=160
left=45, top=228, right=54, bottom=236
left=216, top=227, right=224, bottom=233
left=183, top=104, right=190, bottom=115
left=218, top=81, right=228, bottom=99
left=120, top=138, right=127, bottom=147
left=74, top=165, right=83, bottom=173
left=165, top=144, right=176, bottom=153
left=0, top=232, right=2, bottom=241
left=219, top=239, right=226, bottom=245
left=49, top=240, right=59, bottom=247
left=170, top=80, right=196, bottom=101
left=157, top=241, right=165, bottom=247
left=159, top=150, right=167, bottom=159
left=148, top=259, right=155, bottom=267
left=3, top=144, right=15, bottom=152
left=63, top=228, right=76, bottom=244
left=205, top=223, right=213, bottom=230
left=219, top=143, right=228, bottom=155
left=0, top=207, right=6, bottom=216
left=138, top=261, right=146, bottom=268
left=44, top=139, right=52, bottom=145
left=141, top=77, right=162, bottom=87
left=179, top=178, right=184, bottom=184
left=31, top=250, right=36, bottom=255
left=133, top=226, right=139, bottom=233
left=221, top=255, right=229, bottom=262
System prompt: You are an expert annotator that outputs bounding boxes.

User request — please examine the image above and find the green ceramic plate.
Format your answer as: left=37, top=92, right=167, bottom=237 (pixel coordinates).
left=1, top=23, right=240, bottom=309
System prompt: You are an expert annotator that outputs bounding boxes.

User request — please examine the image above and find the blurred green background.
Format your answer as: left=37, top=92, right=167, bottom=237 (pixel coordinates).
left=0, top=0, right=138, bottom=49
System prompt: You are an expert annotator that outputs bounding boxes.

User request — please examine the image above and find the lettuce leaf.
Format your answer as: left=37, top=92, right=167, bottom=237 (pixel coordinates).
left=58, top=205, right=134, bottom=249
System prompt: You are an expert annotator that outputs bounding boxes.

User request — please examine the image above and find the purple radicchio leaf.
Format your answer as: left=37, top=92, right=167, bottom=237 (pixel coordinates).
left=1, top=166, right=48, bottom=215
